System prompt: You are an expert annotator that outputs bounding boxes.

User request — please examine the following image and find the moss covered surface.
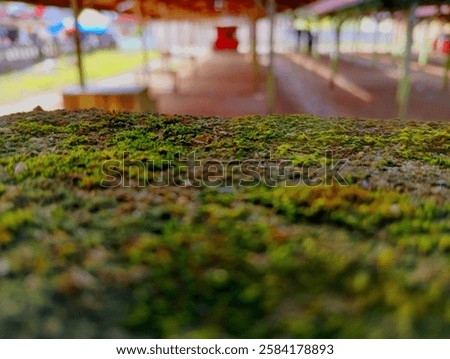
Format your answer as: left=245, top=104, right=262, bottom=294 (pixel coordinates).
left=0, top=109, right=449, bottom=338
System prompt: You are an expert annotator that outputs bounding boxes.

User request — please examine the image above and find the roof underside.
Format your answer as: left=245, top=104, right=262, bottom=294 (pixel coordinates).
left=3, top=0, right=447, bottom=18
left=302, top=0, right=450, bottom=16
left=1, top=0, right=317, bottom=19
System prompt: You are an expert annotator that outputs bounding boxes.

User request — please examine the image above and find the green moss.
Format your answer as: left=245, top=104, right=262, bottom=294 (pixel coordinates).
left=0, top=109, right=448, bottom=339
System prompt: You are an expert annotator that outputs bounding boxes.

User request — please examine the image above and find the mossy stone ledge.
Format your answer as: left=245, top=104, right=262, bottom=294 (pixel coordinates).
left=0, top=109, right=449, bottom=338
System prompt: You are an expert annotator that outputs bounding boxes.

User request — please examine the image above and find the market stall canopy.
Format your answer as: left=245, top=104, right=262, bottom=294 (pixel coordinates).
left=301, top=0, right=450, bottom=16
left=61, top=8, right=111, bottom=33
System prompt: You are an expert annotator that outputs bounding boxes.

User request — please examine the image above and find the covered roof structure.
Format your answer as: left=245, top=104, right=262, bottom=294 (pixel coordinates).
left=301, top=0, right=450, bottom=16
left=0, top=1, right=319, bottom=19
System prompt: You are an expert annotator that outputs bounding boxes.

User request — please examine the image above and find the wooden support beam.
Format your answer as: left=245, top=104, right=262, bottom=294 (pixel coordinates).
left=311, top=19, right=320, bottom=60
left=351, top=17, right=362, bottom=61
left=250, top=17, right=260, bottom=92
left=329, top=18, right=344, bottom=90
left=371, top=16, right=380, bottom=67
left=266, top=0, right=276, bottom=114
left=70, top=0, right=85, bottom=88
left=135, top=3, right=149, bottom=85
left=443, top=54, right=450, bottom=92
left=397, top=3, right=417, bottom=119
left=139, top=20, right=149, bottom=84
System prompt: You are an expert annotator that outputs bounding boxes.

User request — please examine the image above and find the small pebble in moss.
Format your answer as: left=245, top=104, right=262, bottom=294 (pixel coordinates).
left=58, top=267, right=97, bottom=295
left=0, top=258, right=10, bottom=277
left=360, top=179, right=370, bottom=190
left=14, top=162, right=27, bottom=175
left=219, top=186, right=235, bottom=194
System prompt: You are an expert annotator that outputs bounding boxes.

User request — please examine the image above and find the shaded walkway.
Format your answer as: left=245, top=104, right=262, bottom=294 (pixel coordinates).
left=279, top=52, right=450, bottom=121
left=157, top=51, right=306, bottom=117
left=157, top=52, right=268, bottom=117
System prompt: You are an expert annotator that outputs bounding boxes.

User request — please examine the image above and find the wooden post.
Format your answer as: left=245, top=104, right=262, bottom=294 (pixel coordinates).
left=306, top=20, right=313, bottom=57
left=443, top=54, right=450, bottom=92
left=311, top=19, right=320, bottom=60
left=371, top=16, right=380, bottom=66
left=141, top=20, right=149, bottom=83
left=70, top=0, right=85, bottom=88
left=397, top=3, right=417, bottom=119
left=266, top=0, right=276, bottom=114
left=358, top=16, right=365, bottom=54
left=351, top=18, right=361, bottom=61
left=135, top=3, right=149, bottom=85
left=250, top=17, right=259, bottom=92
left=330, top=18, right=343, bottom=89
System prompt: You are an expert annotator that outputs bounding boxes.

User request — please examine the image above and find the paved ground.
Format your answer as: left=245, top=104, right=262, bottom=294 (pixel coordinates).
left=155, top=51, right=450, bottom=120
left=156, top=52, right=273, bottom=117
left=279, top=52, right=450, bottom=121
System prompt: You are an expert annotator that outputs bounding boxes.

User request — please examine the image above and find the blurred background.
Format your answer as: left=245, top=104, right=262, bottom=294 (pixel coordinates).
left=0, top=0, right=449, bottom=120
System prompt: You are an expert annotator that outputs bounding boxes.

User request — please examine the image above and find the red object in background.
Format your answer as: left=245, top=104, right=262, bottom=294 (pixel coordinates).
left=433, top=34, right=450, bottom=55
left=34, top=4, right=45, bottom=18
left=214, top=26, right=238, bottom=51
